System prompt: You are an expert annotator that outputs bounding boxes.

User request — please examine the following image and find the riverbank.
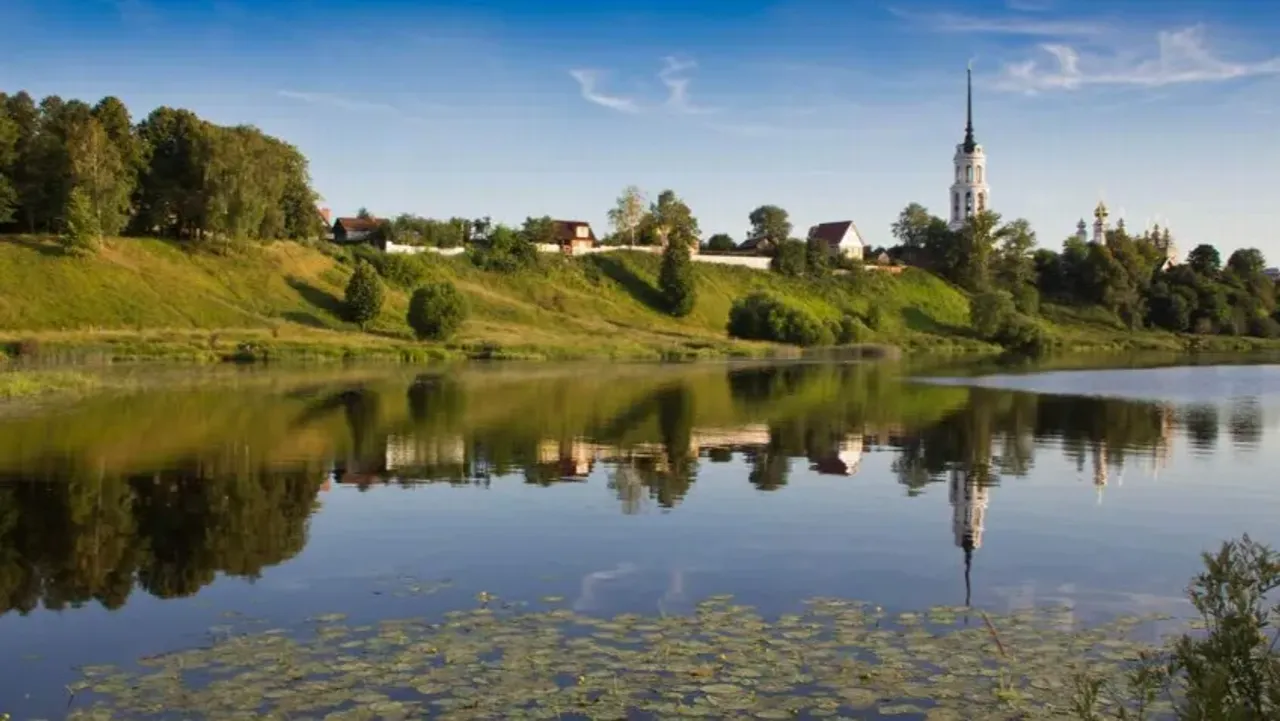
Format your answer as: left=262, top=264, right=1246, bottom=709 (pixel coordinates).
left=2, top=234, right=1277, bottom=365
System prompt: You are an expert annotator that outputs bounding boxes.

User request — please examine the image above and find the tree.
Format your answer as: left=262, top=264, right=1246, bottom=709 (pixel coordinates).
left=704, top=233, right=735, bottom=253
left=770, top=239, right=807, bottom=277
left=408, top=281, right=467, bottom=341
left=805, top=237, right=830, bottom=278
left=747, top=205, right=791, bottom=248
left=954, top=210, right=1000, bottom=291
left=0, top=99, right=17, bottom=223
left=607, top=185, right=647, bottom=247
left=59, top=185, right=100, bottom=254
left=970, top=290, right=1016, bottom=340
left=1188, top=244, right=1222, bottom=276
left=650, top=190, right=699, bottom=248
left=891, top=203, right=933, bottom=248
left=1227, top=248, right=1266, bottom=278
left=659, top=227, right=697, bottom=317
left=356, top=207, right=373, bottom=220
left=343, top=260, right=384, bottom=330
left=67, top=117, right=132, bottom=238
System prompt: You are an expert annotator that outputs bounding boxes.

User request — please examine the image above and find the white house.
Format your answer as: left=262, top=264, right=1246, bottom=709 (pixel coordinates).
left=807, top=221, right=865, bottom=260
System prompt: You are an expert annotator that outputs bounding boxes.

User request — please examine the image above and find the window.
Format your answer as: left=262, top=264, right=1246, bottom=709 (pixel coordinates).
left=966, top=165, right=973, bottom=183
left=965, top=191, right=973, bottom=216
left=953, top=192, right=960, bottom=221
left=574, top=225, right=589, bottom=239
left=976, top=166, right=983, bottom=183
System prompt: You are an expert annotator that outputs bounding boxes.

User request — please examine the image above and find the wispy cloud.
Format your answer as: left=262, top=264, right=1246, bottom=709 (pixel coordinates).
left=889, top=7, right=1107, bottom=37
left=276, top=90, right=404, bottom=115
left=995, top=26, right=1280, bottom=93
left=567, top=69, right=640, bottom=113
left=658, top=56, right=717, bottom=115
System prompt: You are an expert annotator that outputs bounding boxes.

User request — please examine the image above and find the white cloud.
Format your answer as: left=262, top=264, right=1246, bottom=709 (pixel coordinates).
left=889, top=7, right=1106, bottom=37
left=995, top=26, right=1280, bottom=93
left=276, top=90, right=403, bottom=114
left=658, top=56, right=717, bottom=115
left=568, top=69, right=639, bottom=113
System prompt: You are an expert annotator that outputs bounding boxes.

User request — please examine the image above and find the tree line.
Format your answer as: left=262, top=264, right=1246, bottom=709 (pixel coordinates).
left=0, top=90, right=323, bottom=251
left=885, top=203, right=1279, bottom=349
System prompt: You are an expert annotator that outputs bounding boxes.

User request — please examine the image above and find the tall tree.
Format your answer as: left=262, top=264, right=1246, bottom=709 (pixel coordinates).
left=658, top=226, right=697, bottom=317
left=67, top=117, right=132, bottom=239
left=0, top=96, right=18, bottom=223
left=607, top=185, right=647, bottom=247
left=954, top=210, right=1001, bottom=291
left=1187, top=245, right=1222, bottom=276
left=648, top=190, right=699, bottom=248
left=747, top=204, right=791, bottom=248
left=891, top=203, right=932, bottom=248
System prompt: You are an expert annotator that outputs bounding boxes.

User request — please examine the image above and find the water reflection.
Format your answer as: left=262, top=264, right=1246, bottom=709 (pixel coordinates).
left=0, top=362, right=1268, bottom=620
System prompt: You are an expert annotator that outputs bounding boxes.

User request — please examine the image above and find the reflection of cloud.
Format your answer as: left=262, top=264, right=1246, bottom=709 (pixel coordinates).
left=572, top=562, right=637, bottom=612
left=657, top=568, right=688, bottom=617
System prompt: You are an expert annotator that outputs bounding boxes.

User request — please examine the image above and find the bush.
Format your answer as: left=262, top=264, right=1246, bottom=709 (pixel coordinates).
left=770, top=239, right=807, bottom=277
left=470, top=226, right=538, bottom=273
left=865, top=306, right=886, bottom=331
left=727, top=291, right=835, bottom=347
left=408, top=281, right=467, bottom=341
left=971, top=290, right=1017, bottom=340
left=995, top=316, right=1051, bottom=357
left=375, top=253, right=428, bottom=289
left=59, top=186, right=100, bottom=255
left=343, top=260, right=384, bottom=329
left=1250, top=315, right=1280, bottom=339
left=837, top=315, right=871, bottom=344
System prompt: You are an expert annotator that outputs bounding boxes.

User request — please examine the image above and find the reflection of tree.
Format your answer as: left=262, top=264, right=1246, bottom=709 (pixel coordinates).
left=1180, top=404, right=1219, bottom=452
left=649, top=385, right=697, bottom=507
left=1227, top=399, right=1262, bottom=449
left=0, top=464, right=323, bottom=616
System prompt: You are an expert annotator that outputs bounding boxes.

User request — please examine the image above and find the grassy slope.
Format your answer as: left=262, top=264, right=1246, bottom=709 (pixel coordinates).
left=0, top=234, right=1265, bottom=362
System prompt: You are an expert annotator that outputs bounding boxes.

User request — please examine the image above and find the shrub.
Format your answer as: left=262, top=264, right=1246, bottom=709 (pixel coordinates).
left=995, top=316, right=1051, bottom=357
left=727, top=291, right=835, bottom=347
left=970, top=290, right=1017, bottom=340
left=408, top=281, right=467, bottom=341
left=1249, top=316, right=1280, bottom=339
left=865, top=306, right=886, bottom=331
left=658, top=235, right=697, bottom=317
left=837, top=315, right=871, bottom=344
left=470, top=226, right=537, bottom=273
left=343, top=260, right=384, bottom=329
left=375, top=253, right=428, bottom=289
left=59, top=186, right=100, bottom=255
left=770, top=239, right=807, bottom=277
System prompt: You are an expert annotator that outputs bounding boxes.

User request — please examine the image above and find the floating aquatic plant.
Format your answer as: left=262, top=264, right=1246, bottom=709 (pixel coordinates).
left=65, top=592, right=1173, bottom=720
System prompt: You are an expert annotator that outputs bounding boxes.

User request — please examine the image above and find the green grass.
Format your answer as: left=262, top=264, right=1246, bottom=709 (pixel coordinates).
left=1, top=234, right=1273, bottom=363
left=0, top=370, right=100, bottom=399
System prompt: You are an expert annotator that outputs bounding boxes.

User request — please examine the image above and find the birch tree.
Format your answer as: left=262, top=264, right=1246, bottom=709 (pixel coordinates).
left=607, top=185, right=646, bottom=247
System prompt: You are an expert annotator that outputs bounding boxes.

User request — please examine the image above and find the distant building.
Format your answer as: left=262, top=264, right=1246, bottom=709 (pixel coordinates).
left=807, top=221, right=866, bottom=260
left=948, top=63, right=990, bottom=230
left=333, top=216, right=382, bottom=244
left=1264, top=267, right=1280, bottom=281
left=550, top=220, right=597, bottom=255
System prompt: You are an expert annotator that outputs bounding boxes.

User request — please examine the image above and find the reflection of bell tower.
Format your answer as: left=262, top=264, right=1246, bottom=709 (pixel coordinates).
left=1091, top=442, right=1109, bottom=504
left=949, top=468, right=989, bottom=605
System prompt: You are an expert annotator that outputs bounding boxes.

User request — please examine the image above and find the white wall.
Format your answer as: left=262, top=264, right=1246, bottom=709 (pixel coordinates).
left=384, top=243, right=466, bottom=256
left=694, top=255, right=772, bottom=270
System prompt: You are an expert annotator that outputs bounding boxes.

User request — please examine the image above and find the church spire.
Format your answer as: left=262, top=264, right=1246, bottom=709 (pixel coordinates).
left=962, top=61, right=977, bottom=154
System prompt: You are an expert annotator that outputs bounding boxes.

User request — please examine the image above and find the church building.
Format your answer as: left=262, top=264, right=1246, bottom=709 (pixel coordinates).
left=949, top=63, right=989, bottom=230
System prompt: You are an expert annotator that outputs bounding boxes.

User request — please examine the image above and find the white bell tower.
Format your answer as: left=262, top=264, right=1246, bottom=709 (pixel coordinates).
left=949, top=62, right=990, bottom=231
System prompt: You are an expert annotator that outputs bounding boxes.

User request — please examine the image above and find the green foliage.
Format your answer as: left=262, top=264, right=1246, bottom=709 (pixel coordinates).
left=407, top=281, right=467, bottom=341
left=770, top=239, right=807, bottom=277
left=343, top=260, right=384, bottom=329
left=728, top=291, right=835, bottom=346
left=971, top=291, right=1017, bottom=339
left=372, top=252, right=429, bottom=289
left=469, top=223, right=537, bottom=273
left=837, top=315, right=871, bottom=344
left=0, top=91, right=318, bottom=242
left=658, top=231, right=697, bottom=317
left=805, top=237, right=830, bottom=279
left=384, top=214, right=469, bottom=248
left=705, top=233, right=736, bottom=252
left=59, top=186, right=100, bottom=254
left=1073, top=536, right=1280, bottom=720
left=748, top=205, right=792, bottom=248
left=1188, top=244, right=1222, bottom=276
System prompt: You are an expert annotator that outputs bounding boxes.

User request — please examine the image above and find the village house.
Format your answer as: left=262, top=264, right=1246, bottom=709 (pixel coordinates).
left=550, top=220, right=597, bottom=255
left=332, top=216, right=382, bottom=244
left=806, top=221, right=866, bottom=260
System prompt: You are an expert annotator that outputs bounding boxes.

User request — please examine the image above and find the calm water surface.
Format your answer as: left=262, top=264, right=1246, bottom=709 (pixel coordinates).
left=1, top=359, right=1278, bottom=717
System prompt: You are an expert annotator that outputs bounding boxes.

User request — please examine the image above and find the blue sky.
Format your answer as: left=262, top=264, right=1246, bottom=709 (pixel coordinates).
left=3, top=0, right=1279, bottom=258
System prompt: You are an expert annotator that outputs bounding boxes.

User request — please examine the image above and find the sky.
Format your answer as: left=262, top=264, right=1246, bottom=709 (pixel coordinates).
left=3, top=0, right=1279, bottom=258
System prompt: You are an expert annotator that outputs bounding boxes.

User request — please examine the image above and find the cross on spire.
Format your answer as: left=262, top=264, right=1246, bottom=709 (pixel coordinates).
left=963, top=61, right=977, bottom=154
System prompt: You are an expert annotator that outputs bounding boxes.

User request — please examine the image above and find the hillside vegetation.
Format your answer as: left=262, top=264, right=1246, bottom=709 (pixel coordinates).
left=0, top=235, right=1269, bottom=363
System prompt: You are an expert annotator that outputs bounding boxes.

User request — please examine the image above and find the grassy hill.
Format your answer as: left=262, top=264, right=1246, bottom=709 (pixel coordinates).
left=0, top=234, right=1267, bottom=364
